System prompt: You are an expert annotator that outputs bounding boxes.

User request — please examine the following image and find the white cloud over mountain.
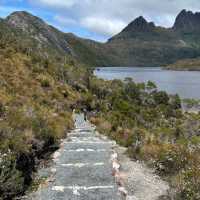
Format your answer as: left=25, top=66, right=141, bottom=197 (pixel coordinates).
left=30, top=0, right=200, bottom=37
left=80, top=17, right=126, bottom=36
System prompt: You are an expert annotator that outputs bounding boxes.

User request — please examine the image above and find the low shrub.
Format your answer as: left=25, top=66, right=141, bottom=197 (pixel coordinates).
left=88, top=78, right=200, bottom=200
left=0, top=154, right=24, bottom=199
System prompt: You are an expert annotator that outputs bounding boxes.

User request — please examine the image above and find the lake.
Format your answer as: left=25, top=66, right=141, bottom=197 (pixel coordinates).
left=94, top=67, right=200, bottom=99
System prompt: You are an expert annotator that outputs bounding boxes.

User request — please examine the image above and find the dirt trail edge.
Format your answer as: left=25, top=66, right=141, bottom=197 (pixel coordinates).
left=25, top=114, right=169, bottom=200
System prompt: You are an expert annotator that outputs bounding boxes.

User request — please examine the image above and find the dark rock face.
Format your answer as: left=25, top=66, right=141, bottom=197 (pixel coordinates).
left=122, top=16, right=155, bottom=33
left=109, top=16, right=158, bottom=41
left=173, top=9, right=200, bottom=32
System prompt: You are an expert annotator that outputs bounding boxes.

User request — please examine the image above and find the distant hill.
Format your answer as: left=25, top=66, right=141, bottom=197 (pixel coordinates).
left=107, top=12, right=200, bottom=66
left=167, top=58, right=200, bottom=71
left=4, top=11, right=72, bottom=58
left=1, top=10, right=200, bottom=67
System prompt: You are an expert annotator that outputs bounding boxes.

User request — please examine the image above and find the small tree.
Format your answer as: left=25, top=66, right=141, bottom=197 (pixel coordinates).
left=153, top=91, right=169, bottom=105
left=171, top=94, right=182, bottom=110
left=146, top=81, right=157, bottom=92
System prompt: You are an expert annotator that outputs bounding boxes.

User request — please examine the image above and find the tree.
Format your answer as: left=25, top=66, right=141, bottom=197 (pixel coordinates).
left=171, top=94, right=182, bottom=110
left=124, top=80, right=141, bottom=103
left=146, top=81, right=157, bottom=92
left=153, top=91, right=169, bottom=105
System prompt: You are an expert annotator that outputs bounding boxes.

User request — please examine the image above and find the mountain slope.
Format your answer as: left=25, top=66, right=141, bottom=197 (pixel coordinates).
left=65, top=13, right=200, bottom=67
left=167, top=57, right=200, bottom=71
left=173, top=9, right=200, bottom=32
left=109, top=16, right=168, bottom=41
left=5, top=11, right=73, bottom=59
left=72, top=11, right=200, bottom=67
left=0, top=19, right=89, bottom=199
left=64, top=33, right=111, bottom=66
left=1, top=10, right=200, bottom=200
left=2, top=10, right=200, bottom=67
left=106, top=14, right=200, bottom=66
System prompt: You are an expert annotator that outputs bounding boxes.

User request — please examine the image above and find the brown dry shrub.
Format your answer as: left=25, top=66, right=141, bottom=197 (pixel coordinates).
left=98, top=119, right=112, bottom=134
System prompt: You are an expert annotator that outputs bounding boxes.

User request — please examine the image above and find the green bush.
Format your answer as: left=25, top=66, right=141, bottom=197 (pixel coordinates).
left=88, top=78, right=200, bottom=200
left=155, top=146, right=189, bottom=175
left=0, top=154, right=24, bottom=199
left=153, top=91, right=169, bottom=105
left=175, top=167, right=200, bottom=200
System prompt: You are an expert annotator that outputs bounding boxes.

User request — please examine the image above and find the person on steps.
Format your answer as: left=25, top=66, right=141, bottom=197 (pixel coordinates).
left=83, top=108, right=87, bottom=121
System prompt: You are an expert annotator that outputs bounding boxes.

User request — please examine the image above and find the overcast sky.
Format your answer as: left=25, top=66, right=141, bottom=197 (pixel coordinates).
left=0, top=0, right=200, bottom=41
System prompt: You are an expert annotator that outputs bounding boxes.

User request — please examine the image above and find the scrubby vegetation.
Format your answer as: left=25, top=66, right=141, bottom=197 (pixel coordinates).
left=167, top=57, right=200, bottom=71
left=3, top=11, right=200, bottom=69
left=0, top=27, right=90, bottom=199
left=1, top=11, right=200, bottom=200
left=84, top=77, right=200, bottom=200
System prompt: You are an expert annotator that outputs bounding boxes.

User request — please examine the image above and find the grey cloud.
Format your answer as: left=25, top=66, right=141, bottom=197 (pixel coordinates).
left=30, top=0, right=200, bottom=37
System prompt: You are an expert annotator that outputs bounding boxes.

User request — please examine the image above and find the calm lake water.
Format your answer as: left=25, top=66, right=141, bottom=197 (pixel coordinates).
left=94, top=67, right=200, bottom=99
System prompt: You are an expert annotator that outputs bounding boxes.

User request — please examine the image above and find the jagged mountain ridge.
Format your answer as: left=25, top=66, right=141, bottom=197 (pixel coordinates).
left=118, top=16, right=156, bottom=33
left=1, top=10, right=200, bottom=67
left=109, top=16, right=177, bottom=42
left=106, top=10, right=200, bottom=66
left=65, top=9, right=200, bottom=66
left=173, top=9, right=200, bottom=32
left=109, top=16, right=158, bottom=41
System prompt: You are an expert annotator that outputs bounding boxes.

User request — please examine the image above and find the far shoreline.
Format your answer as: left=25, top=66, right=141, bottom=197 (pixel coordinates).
left=94, top=66, right=200, bottom=100
left=95, top=66, right=200, bottom=72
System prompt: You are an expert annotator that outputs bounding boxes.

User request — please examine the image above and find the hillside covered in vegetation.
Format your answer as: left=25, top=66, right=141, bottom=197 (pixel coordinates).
left=0, top=9, right=200, bottom=200
left=167, top=57, right=200, bottom=71
left=1, top=10, right=200, bottom=67
left=0, top=21, right=90, bottom=199
left=55, top=9, right=200, bottom=67
left=86, top=78, right=200, bottom=200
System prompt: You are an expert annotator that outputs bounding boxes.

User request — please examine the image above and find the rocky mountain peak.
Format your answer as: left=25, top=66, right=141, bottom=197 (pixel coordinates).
left=5, top=11, right=71, bottom=54
left=173, top=9, right=200, bottom=32
left=134, top=16, right=148, bottom=24
left=7, top=11, right=35, bottom=18
left=123, top=16, right=155, bottom=33
left=6, top=11, right=47, bottom=32
left=108, top=16, right=156, bottom=41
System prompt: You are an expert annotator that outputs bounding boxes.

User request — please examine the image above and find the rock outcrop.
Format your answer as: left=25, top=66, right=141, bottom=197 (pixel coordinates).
left=173, top=9, right=200, bottom=32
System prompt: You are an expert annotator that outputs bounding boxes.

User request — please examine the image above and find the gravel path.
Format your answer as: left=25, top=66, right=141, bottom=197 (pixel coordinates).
left=114, top=146, right=170, bottom=200
left=26, top=114, right=169, bottom=200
